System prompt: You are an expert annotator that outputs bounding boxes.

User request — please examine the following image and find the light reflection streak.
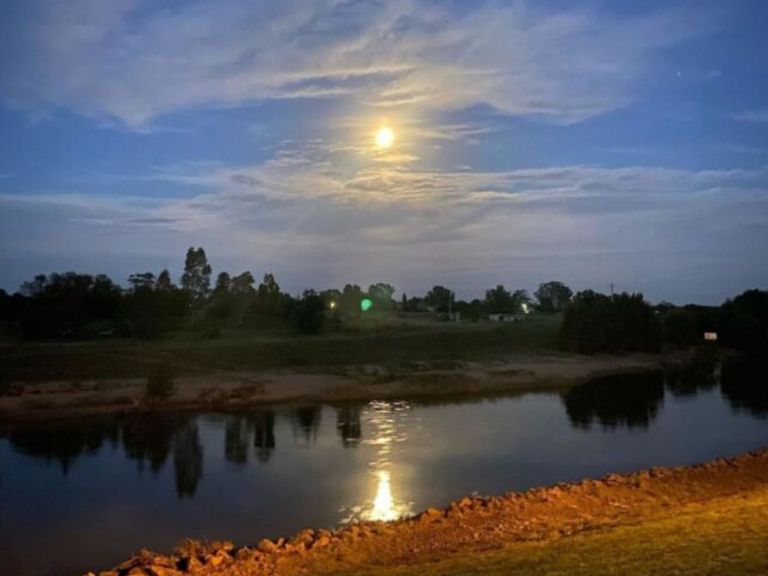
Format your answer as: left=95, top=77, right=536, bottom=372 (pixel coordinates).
left=339, top=400, right=415, bottom=524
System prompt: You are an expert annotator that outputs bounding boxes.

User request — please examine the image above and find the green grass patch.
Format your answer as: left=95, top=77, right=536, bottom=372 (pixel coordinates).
left=0, top=315, right=563, bottom=382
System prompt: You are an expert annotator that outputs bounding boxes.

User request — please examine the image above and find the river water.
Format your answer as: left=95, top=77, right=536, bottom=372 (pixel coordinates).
left=1, top=360, right=766, bottom=575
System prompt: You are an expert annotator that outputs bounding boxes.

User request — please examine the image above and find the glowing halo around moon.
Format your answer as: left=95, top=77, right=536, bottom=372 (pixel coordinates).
left=375, top=126, right=395, bottom=149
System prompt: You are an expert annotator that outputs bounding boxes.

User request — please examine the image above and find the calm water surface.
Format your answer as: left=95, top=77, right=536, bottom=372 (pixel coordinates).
left=1, top=361, right=766, bottom=575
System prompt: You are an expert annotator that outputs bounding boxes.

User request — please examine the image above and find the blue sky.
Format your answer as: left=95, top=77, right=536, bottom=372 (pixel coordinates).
left=1, top=0, right=767, bottom=304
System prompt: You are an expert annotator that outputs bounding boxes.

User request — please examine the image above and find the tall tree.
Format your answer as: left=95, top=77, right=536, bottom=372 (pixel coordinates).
left=535, top=281, right=573, bottom=313
left=340, top=284, right=364, bottom=316
left=256, top=273, right=282, bottom=320
left=213, top=272, right=231, bottom=297
left=231, top=271, right=256, bottom=296
left=424, top=285, right=453, bottom=312
left=180, top=247, right=212, bottom=302
left=484, top=284, right=514, bottom=313
left=368, top=283, right=396, bottom=311
left=156, top=269, right=174, bottom=291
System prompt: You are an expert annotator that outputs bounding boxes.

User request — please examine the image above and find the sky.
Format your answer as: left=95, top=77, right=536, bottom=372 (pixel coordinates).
left=1, top=0, right=767, bottom=304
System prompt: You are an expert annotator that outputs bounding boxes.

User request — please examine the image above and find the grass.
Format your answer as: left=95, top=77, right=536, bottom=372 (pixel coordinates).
left=0, top=315, right=563, bottom=382
left=354, top=493, right=768, bottom=576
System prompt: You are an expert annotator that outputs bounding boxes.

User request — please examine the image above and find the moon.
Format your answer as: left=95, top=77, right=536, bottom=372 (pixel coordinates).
left=375, top=126, right=395, bottom=149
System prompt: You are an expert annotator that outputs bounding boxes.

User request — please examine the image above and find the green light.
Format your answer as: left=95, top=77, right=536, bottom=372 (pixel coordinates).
left=360, top=298, right=373, bottom=312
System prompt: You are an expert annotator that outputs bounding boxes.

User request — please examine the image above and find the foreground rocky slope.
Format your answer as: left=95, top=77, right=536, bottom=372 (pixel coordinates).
left=87, top=448, right=768, bottom=576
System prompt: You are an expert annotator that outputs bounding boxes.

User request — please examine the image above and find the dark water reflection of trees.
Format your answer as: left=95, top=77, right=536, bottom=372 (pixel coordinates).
left=1, top=360, right=765, bottom=496
left=562, top=359, right=761, bottom=430
left=562, top=372, right=666, bottom=430
left=721, top=359, right=768, bottom=418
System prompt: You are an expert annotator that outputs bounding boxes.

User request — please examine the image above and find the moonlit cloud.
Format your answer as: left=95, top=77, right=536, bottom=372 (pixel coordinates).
left=0, top=0, right=708, bottom=128
left=3, top=149, right=766, bottom=303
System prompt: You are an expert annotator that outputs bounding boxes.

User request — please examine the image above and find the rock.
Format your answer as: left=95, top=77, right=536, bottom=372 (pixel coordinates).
left=288, top=542, right=307, bottom=555
left=145, top=566, right=181, bottom=576
left=258, top=539, right=278, bottom=554
left=458, top=497, right=473, bottom=508
left=234, top=548, right=258, bottom=562
left=176, top=556, right=203, bottom=573
left=419, top=508, right=443, bottom=523
left=295, top=529, right=315, bottom=545
left=313, top=535, right=331, bottom=549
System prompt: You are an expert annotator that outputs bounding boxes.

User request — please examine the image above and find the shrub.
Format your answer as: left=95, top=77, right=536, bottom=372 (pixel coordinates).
left=145, top=365, right=176, bottom=401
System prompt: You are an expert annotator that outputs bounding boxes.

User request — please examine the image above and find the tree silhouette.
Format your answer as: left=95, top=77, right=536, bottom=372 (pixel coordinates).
left=173, top=422, right=203, bottom=498
left=535, top=281, right=573, bottom=313
left=484, top=284, right=515, bottom=313
left=424, top=285, right=453, bottom=312
left=181, top=247, right=212, bottom=303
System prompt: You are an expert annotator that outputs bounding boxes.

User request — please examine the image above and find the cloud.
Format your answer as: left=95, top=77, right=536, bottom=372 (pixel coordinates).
left=4, top=131, right=765, bottom=302
left=0, top=0, right=710, bottom=128
left=732, top=109, right=768, bottom=123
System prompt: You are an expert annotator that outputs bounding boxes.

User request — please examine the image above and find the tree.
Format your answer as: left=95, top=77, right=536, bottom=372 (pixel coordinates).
left=231, top=271, right=256, bottom=296
left=340, top=284, right=364, bottom=317
left=128, top=272, right=156, bottom=291
left=720, top=289, right=768, bottom=351
left=511, top=289, right=532, bottom=311
left=535, top=281, right=573, bottom=313
left=156, top=269, right=174, bottom=292
left=213, top=272, right=231, bottom=297
left=180, top=247, right=212, bottom=302
left=17, top=272, right=122, bottom=338
left=291, top=290, right=325, bottom=334
left=560, top=290, right=660, bottom=354
left=424, top=286, right=453, bottom=312
left=368, top=283, right=396, bottom=311
left=484, top=284, right=515, bottom=314
left=254, top=273, right=282, bottom=322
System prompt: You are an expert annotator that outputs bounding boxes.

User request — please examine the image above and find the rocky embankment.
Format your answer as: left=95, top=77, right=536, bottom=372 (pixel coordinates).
left=86, top=447, right=768, bottom=576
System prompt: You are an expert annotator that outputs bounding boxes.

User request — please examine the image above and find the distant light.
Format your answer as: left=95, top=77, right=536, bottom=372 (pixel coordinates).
left=704, top=332, right=718, bottom=341
left=521, top=303, right=530, bottom=315
left=375, top=126, right=395, bottom=149
left=361, top=298, right=373, bottom=312
left=329, top=301, right=337, bottom=310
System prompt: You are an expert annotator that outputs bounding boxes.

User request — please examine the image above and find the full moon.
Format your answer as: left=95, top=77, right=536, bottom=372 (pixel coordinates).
left=375, top=126, right=395, bottom=149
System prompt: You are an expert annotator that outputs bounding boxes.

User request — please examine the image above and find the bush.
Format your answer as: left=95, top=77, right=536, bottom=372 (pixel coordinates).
left=145, top=365, right=176, bottom=401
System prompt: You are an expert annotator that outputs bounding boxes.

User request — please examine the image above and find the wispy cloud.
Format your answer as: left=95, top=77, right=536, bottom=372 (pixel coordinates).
left=0, top=0, right=711, bottom=128
left=732, top=108, right=768, bottom=123
left=4, top=135, right=765, bottom=300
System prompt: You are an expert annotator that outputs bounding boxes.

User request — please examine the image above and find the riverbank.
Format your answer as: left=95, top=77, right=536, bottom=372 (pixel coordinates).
left=89, top=447, right=768, bottom=576
left=0, top=349, right=695, bottom=422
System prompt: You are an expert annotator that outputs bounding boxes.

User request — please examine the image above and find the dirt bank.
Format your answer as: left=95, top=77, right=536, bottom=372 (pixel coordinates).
left=87, top=447, right=768, bottom=576
left=0, top=351, right=694, bottom=422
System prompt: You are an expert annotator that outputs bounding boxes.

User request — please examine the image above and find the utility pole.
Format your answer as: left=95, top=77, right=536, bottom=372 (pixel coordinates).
left=610, top=283, right=614, bottom=296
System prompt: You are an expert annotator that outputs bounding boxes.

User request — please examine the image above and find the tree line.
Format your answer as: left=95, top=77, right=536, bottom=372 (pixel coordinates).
left=0, top=246, right=765, bottom=354
left=560, top=288, right=768, bottom=354
left=0, top=248, right=573, bottom=339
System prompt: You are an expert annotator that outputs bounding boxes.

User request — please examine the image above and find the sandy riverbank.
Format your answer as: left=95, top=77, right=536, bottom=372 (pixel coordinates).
left=88, top=447, right=768, bottom=576
left=0, top=350, right=695, bottom=422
